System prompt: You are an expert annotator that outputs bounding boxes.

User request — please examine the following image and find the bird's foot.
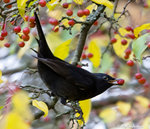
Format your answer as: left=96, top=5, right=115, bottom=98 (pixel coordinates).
left=68, top=101, right=85, bottom=129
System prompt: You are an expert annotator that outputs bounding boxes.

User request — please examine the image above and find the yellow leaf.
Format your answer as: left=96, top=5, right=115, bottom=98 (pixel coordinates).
left=17, top=36, right=33, bottom=58
left=91, top=0, right=114, bottom=9
left=117, top=101, right=131, bottom=115
left=77, top=99, right=91, bottom=125
left=12, top=91, right=33, bottom=120
left=0, top=70, right=3, bottom=83
left=0, top=91, right=33, bottom=129
left=5, top=111, right=30, bottom=129
left=142, top=117, right=150, bottom=129
left=61, top=19, right=69, bottom=27
left=88, top=39, right=101, bottom=67
left=54, top=39, right=72, bottom=60
left=46, top=32, right=62, bottom=52
left=113, top=28, right=131, bottom=59
left=17, top=0, right=28, bottom=18
left=99, top=108, right=116, bottom=123
left=47, top=0, right=59, bottom=11
left=135, top=96, right=149, bottom=108
left=32, top=100, right=48, bottom=117
left=73, top=0, right=83, bottom=5
left=86, top=3, right=97, bottom=12
left=134, top=23, right=150, bottom=37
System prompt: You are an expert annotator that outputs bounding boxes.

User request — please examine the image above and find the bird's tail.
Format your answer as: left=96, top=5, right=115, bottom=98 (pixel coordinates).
left=34, top=12, right=54, bottom=58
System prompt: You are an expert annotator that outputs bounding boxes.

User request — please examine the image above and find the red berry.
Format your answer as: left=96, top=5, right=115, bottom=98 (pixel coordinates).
left=111, top=38, right=117, bottom=44
left=13, top=26, right=21, bottom=33
left=29, top=22, right=35, bottom=28
left=3, top=0, right=10, bottom=3
left=43, top=116, right=51, bottom=122
left=138, top=77, right=146, bottom=84
left=114, top=30, right=118, bottom=34
left=121, top=39, right=127, bottom=45
left=143, top=82, right=149, bottom=88
left=125, top=33, right=135, bottom=39
left=24, top=15, right=29, bottom=21
left=148, top=103, right=150, bottom=108
left=124, top=54, right=129, bottom=59
left=18, top=42, right=25, bottom=47
left=87, top=53, right=93, bottom=58
left=62, top=3, right=69, bottom=8
left=52, top=26, right=59, bottom=32
left=127, top=60, right=134, bottom=66
left=147, top=42, right=150, bottom=48
left=39, top=0, right=46, bottom=7
left=13, top=86, right=21, bottom=92
left=83, top=45, right=88, bottom=50
left=6, top=4, right=12, bottom=8
left=23, top=27, right=30, bottom=35
left=22, top=34, right=30, bottom=41
left=147, top=29, right=150, bottom=33
left=81, top=53, right=87, bottom=59
left=1, top=30, right=8, bottom=37
left=135, top=73, right=142, bottom=79
left=77, top=65, right=81, bottom=68
left=59, top=123, right=66, bottom=129
left=77, top=9, right=84, bottom=17
left=93, top=20, right=98, bottom=26
left=117, top=79, right=125, bottom=85
left=4, top=43, right=10, bottom=48
left=66, top=9, right=73, bottom=16
left=10, top=20, right=15, bottom=25
left=144, top=3, right=149, bottom=8
left=125, top=48, right=131, bottom=55
left=48, top=18, right=59, bottom=26
left=0, top=36, right=4, bottom=41
left=83, top=9, right=90, bottom=16
left=29, top=16, right=35, bottom=23
left=68, top=20, right=75, bottom=26
left=125, top=26, right=133, bottom=32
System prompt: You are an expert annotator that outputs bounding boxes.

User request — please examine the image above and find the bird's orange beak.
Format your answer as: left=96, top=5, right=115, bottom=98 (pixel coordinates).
left=109, top=79, right=125, bottom=85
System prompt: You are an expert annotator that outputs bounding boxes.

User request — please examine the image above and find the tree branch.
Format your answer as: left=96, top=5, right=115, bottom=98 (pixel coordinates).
left=72, top=5, right=106, bottom=65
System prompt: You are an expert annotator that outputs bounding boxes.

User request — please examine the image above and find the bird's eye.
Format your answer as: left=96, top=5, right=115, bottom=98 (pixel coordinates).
left=103, top=76, right=108, bottom=80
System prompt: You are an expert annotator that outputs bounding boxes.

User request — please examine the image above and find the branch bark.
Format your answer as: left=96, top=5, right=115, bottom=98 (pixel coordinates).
left=72, top=5, right=106, bottom=65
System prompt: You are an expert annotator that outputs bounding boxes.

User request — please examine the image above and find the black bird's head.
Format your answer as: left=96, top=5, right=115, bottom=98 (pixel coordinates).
left=94, top=73, right=124, bottom=92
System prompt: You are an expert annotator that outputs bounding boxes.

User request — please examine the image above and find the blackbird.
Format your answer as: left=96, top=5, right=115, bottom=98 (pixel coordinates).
left=33, top=12, right=124, bottom=104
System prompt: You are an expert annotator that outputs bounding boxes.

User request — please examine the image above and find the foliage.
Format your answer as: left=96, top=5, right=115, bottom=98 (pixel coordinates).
left=0, top=0, right=150, bottom=129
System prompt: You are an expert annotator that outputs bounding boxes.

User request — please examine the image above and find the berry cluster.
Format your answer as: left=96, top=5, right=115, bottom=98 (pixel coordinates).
left=124, top=48, right=131, bottom=59
left=111, top=25, right=134, bottom=46
left=3, top=0, right=12, bottom=8
left=81, top=45, right=93, bottom=60
left=2, top=14, right=37, bottom=48
left=134, top=72, right=147, bottom=85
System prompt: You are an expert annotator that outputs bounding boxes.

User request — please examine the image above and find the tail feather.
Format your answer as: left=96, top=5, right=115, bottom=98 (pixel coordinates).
left=34, top=12, right=54, bottom=58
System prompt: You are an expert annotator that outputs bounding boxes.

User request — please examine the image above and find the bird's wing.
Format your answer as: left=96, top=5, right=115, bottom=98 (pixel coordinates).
left=34, top=56, right=95, bottom=89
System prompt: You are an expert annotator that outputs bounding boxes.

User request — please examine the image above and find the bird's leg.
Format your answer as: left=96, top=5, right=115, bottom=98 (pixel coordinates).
left=60, top=97, right=67, bottom=105
left=68, top=101, right=85, bottom=128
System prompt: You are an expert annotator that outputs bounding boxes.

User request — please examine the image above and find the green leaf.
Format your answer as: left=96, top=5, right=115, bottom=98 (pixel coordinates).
left=17, top=0, right=28, bottom=18
left=99, top=53, right=113, bottom=72
left=132, top=33, right=150, bottom=61
left=0, top=106, right=3, bottom=110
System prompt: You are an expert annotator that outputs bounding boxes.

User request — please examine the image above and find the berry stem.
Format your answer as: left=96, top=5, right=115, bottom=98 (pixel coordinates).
left=136, top=63, right=140, bottom=73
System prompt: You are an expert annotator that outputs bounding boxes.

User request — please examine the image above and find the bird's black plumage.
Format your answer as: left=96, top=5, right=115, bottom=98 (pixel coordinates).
left=34, top=12, right=123, bottom=104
